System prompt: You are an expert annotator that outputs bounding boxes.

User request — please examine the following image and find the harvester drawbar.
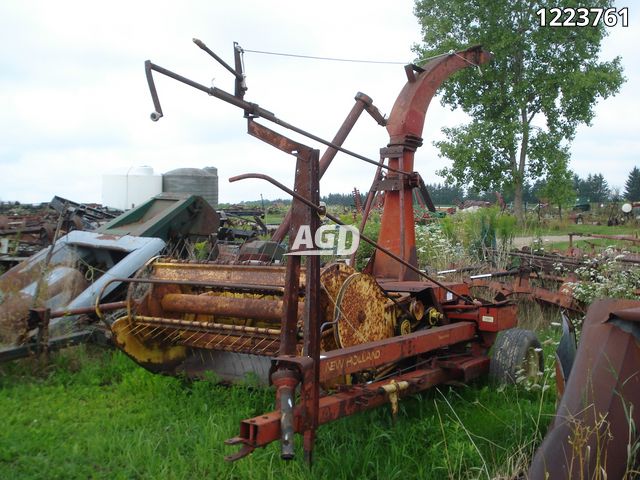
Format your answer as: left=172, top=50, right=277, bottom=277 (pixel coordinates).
left=109, top=39, right=542, bottom=463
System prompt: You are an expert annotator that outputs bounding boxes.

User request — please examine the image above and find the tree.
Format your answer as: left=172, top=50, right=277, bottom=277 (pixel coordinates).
left=538, top=158, right=576, bottom=219
left=624, top=166, right=640, bottom=201
left=414, top=0, right=625, bottom=223
left=573, top=173, right=587, bottom=201
left=584, top=173, right=610, bottom=203
left=609, top=187, right=621, bottom=203
left=573, top=172, right=611, bottom=203
left=425, top=183, right=465, bottom=205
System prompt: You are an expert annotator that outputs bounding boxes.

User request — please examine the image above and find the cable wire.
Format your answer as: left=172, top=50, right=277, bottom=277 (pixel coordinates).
left=242, top=47, right=478, bottom=72
left=242, top=48, right=410, bottom=65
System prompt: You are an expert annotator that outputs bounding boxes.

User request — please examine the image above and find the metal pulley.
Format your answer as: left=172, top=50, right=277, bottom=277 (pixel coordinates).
left=332, top=272, right=395, bottom=348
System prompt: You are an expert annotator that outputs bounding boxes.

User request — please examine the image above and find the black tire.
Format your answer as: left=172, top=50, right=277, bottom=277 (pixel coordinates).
left=489, top=328, right=544, bottom=384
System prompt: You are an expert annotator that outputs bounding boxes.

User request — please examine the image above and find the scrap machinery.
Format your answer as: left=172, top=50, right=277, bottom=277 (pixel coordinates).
left=110, top=40, right=537, bottom=462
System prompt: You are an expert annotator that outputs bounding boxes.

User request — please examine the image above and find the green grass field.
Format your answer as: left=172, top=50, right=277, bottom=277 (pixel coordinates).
left=521, top=221, right=638, bottom=237
left=0, top=332, right=558, bottom=480
left=546, top=237, right=640, bottom=253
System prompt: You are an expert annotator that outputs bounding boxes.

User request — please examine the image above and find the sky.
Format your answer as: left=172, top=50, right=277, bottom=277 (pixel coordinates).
left=0, top=1, right=637, bottom=206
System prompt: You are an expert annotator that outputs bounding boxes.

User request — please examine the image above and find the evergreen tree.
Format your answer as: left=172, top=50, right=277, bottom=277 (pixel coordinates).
left=624, top=166, right=640, bottom=201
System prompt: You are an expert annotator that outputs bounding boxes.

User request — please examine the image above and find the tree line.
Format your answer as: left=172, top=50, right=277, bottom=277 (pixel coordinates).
left=454, top=166, right=639, bottom=206
left=220, top=166, right=639, bottom=210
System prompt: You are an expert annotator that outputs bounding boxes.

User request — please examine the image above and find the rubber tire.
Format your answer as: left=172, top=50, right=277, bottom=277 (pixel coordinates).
left=489, top=328, right=544, bottom=384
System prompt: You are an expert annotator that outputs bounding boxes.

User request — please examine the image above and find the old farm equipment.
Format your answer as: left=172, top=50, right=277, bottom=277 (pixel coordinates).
left=110, top=40, right=542, bottom=463
left=0, top=194, right=218, bottom=361
left=530, top=299, right=640, bottom=479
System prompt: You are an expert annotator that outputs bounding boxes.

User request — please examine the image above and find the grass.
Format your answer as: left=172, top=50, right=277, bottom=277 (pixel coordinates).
left=0, top=208, right=586, bottom=479
left=263, top=213, right=285, bottom=225
left=517, top=220, right=638, bottom=237
left=556, top=223, right=638, bottom=236
left=0, top=330, right=559, bottom=480
left=546, top=237, right=640, bottom=252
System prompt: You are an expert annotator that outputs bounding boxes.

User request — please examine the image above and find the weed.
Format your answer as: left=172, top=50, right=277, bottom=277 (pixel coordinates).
left=567, top=247, right=640, bottom=303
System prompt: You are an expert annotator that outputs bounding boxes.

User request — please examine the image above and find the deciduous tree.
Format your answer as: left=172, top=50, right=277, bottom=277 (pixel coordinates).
left=414, top=0, right=625, bottom=223
left=538, top=158, right=576, bottom=219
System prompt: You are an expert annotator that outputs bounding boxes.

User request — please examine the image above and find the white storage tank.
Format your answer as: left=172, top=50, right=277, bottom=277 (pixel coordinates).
left=102, top=166, right=163, bottom=210
left=162, top=167, right=219, bottom=207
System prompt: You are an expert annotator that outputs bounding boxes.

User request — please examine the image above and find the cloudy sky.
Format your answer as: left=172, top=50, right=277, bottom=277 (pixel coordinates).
left=1, top=1, right=637, bottom=205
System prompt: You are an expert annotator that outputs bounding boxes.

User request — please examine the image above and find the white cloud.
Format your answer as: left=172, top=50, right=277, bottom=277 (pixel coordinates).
left=0, top=0, right=637, bottom=205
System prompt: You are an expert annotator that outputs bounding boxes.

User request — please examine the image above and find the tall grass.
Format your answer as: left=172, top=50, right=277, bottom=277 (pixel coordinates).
left=416, top=207, right=517, bottom=272
left=0, top=339, right=558, bottom=480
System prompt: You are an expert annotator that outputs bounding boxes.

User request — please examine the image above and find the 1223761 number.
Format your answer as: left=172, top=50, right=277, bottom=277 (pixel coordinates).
left=537, top=7, right=628, bottom=27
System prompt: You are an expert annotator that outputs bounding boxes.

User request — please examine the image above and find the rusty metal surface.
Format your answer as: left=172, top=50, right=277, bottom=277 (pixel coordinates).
left=52, top=301, right=127, bottom=319
left=444, top=304, right=517, bottom=332
left=235, top=118, right=324, bottom=460
left=151, top=261, right=305, bottom=288
left=160, top=293, right=302, bottom=322
left=0, top=196, right=119, bottom=263
left=272, top=92, right=382, bottom=243
left=226, top=360, right=492, bottom=460
left=0, top=232, right=165, bottom=344
left=114, top=275, right=286, bottom=295
left=469, top=270, right=584, bottom=313
left=245, top=127, right=321, bottom=461
left=319, top=263, right=355, bottom=351
left=111, top=316, right=187, bottom=373
left=302, top=147, right=321, bottom=463
left=136, top=315, right=281, bottom=336
left=386, top=47, right=492, bottom=142
left=373, top=47, right=492, bottom=281
left=320, top=321, right=476, bottom=380
left=0, top=193, right=221, bottom=348
left=529, top=299, right=640, bottom=479
left=136, top=319, right=283, bottom=356
left=570, top=232, right=640, bottom=245
left=129, top=41, right=525, bottom=465
left=333, top=273, right=394, bottom=348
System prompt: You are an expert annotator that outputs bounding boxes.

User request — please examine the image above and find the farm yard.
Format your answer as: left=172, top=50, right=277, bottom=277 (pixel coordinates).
left=1, top=205, right=638, bottom=478
left=1, top=1, right=640, bottom=479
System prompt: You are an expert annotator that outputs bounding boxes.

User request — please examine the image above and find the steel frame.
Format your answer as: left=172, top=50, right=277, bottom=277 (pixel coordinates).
left=139, top=40, right=513, bottom=465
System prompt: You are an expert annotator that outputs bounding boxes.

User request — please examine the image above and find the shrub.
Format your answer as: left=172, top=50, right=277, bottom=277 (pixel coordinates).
left=567, top=247, right=640, bottom=303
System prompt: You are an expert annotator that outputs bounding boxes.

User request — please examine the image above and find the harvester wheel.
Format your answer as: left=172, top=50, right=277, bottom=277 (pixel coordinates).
left=489, top=328, right=543, bottom=384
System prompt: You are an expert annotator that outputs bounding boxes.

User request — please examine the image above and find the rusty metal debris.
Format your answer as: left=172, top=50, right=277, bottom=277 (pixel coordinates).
left=468, top=267, right=584, bottom=313
left=0, top=196, right=120, bottom=267
left=464, top=243, right=639, bottom=314
left=0, top=194, right=219, bottom=361
left=529, top=299, right=640, bottom=479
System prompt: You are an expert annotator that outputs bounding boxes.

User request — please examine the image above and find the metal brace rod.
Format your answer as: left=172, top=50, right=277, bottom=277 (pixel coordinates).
left=144, top=60, right=410, bottom=176
left=193, top=38, right=243, bottom=82
left=192, top=38, right=247, bottom=99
